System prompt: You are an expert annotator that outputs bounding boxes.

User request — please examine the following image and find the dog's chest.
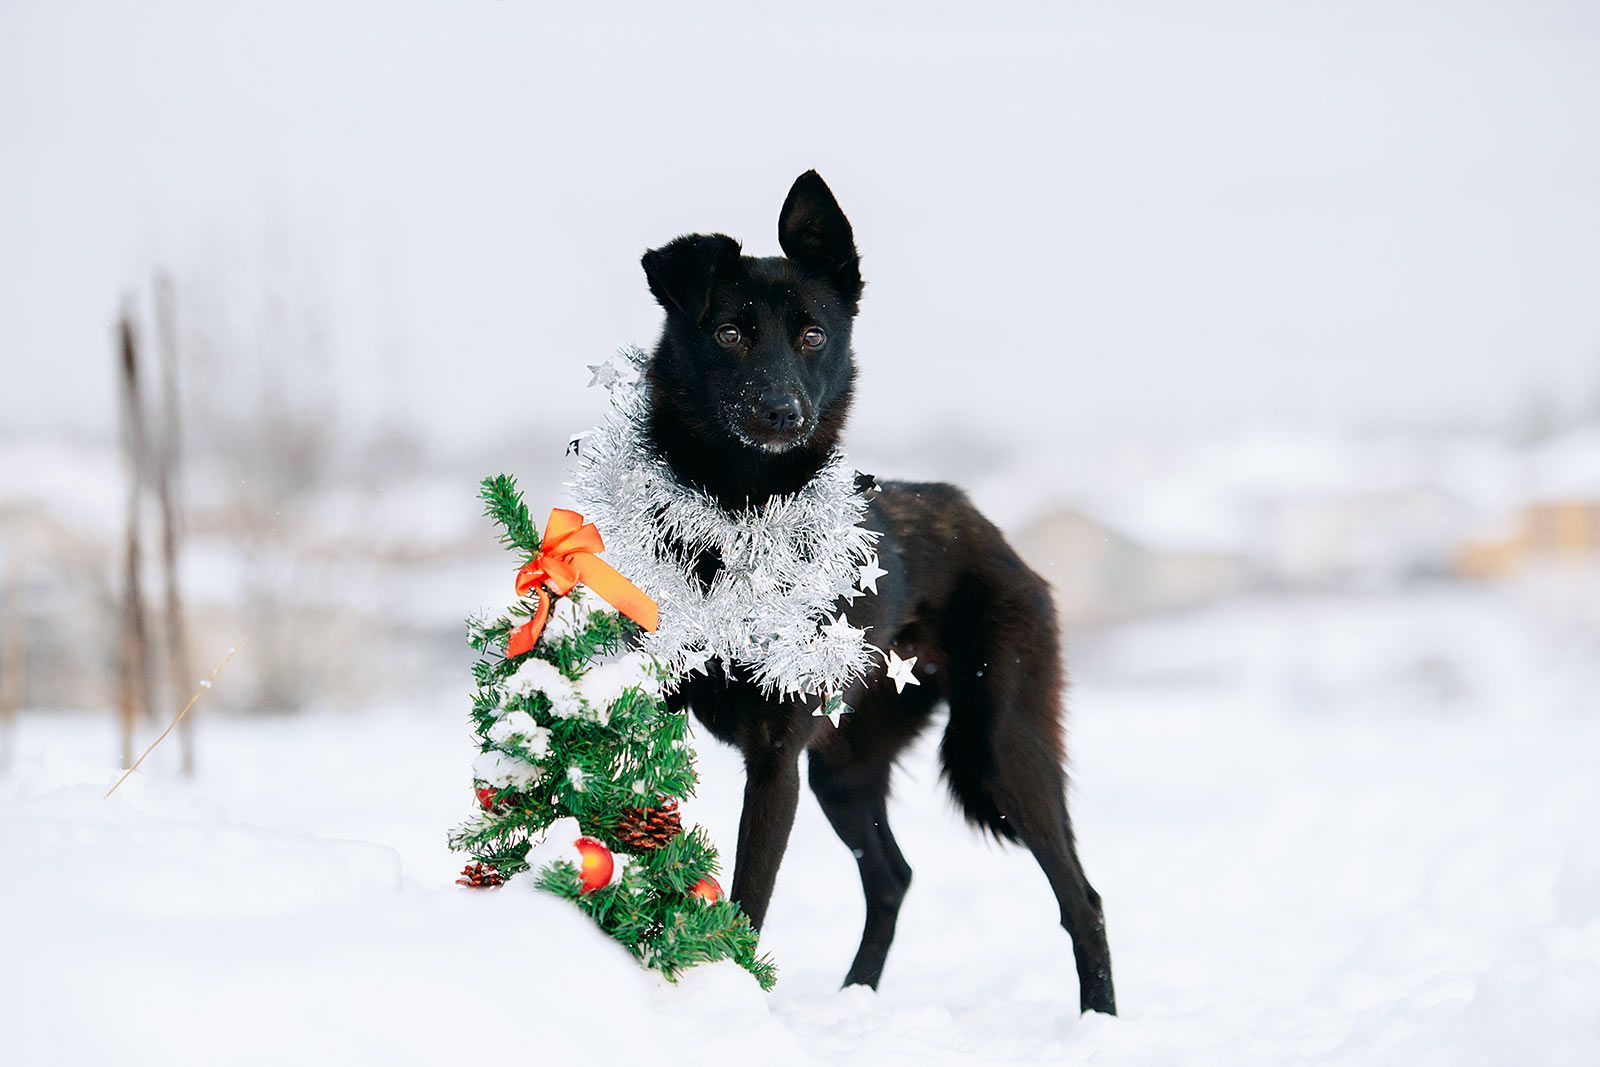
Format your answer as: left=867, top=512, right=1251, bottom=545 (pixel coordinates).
left=672, top=663, right=812, bottom=751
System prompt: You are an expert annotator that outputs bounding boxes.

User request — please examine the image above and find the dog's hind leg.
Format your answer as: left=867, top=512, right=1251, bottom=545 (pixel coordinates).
left=1008, top=780, right=1117, bottom=1016
left=940, top=569, right=1117, bottom=1015
left=808, top=755, right=912, bottom=989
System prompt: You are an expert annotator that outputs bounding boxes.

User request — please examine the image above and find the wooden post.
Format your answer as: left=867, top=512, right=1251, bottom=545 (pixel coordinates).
left=116, top=308, right=155, bottom=768
left=152, top=271, right=196, bottom=775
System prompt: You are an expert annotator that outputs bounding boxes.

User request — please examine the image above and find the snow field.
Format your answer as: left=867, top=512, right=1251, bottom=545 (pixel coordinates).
left=3, top=588, right=1597, bottom=1065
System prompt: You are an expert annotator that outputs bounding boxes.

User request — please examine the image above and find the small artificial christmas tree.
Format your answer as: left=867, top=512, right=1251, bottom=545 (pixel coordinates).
left=449, top=475, right=775, bottom=989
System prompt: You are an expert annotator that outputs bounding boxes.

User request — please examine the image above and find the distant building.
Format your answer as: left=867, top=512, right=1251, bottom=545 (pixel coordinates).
left=1255, top=484, right=1473, bottom=588
left=1459, top=428, right=1600, bottom=577
left=1018, top=507, right=1249, bottom=626
left=1461, top=501, right=1600, bottom=576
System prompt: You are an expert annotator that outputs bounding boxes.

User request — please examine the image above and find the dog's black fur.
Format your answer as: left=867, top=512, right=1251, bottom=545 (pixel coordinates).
left=640, top=172, right=1116, bottom=1014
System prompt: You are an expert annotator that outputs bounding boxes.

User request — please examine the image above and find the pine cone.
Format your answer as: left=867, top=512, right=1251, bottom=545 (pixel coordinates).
left=456, top=862, right=505, bottom=889
left=615, top=798, right=682, bottom=851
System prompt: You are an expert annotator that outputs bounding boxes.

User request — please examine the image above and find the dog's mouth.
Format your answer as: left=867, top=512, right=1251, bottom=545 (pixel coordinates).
left=731, top=422, right=814, bottom=454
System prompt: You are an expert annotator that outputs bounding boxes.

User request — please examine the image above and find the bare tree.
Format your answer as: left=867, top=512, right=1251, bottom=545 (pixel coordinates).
left=152, top=271, right=196, bottom=774
left=116, top=308, right=156, bottom=767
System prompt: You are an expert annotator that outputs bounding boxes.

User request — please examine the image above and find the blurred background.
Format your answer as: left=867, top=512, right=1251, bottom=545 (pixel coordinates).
left=3, top=0, right=1597, bottom=741
left=4, top=3, right=1600, bottom=1061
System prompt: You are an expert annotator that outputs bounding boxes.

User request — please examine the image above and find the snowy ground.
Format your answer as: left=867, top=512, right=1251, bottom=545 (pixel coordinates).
left=3, top=586, right=1597, bottom=1065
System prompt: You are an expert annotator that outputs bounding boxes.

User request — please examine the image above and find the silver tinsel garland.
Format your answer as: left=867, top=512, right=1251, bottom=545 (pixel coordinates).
left=568, top=347, right=881, bottom=704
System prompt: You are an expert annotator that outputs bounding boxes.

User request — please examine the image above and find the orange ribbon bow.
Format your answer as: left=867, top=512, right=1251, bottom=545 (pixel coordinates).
left=506, top=508, right=659, bottom=657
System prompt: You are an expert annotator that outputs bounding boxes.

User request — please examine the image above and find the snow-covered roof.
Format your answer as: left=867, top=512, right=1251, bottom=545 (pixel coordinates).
left=0, top=437, right=122, bottom=536
left=1081, top=491, right=1249, bottom=556
left=1524, top=428, right=1600, bottom=502
left=997, top=424, right=1552, bottom=555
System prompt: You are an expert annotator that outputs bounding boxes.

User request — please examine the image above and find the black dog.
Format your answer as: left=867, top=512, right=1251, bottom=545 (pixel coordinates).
left=640, top=171, right=1115, bottom=1015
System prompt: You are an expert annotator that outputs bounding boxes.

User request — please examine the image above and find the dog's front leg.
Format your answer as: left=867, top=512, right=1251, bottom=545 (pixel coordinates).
left=729, top=711, right=808, bottom=931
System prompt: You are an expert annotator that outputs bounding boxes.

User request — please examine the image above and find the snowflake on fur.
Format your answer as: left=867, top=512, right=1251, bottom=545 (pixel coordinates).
left=569, top=346, right=882, bottom=703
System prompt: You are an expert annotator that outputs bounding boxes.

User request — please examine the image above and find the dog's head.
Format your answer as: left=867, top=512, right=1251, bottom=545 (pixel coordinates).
left=641, top=170, right=862, bottom=457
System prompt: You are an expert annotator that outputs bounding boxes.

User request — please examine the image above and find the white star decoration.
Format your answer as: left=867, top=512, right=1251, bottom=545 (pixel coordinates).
left=587, top=361, right=619, bottom=389
left=885, top=649, right=920, bottom=694
left=857, top=556, right=888, bottom=596
left=811, top=691, right=847, bottom=728
left=822, top=614, right=860, bottom=643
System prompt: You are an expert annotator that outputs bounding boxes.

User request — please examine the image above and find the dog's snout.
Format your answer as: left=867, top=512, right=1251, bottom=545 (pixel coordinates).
left=762, top=394, right=805, bottom=431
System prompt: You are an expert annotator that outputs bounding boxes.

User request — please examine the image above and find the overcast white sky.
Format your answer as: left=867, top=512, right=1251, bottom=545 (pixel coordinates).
left=3, top=0, right=1598, bottom=459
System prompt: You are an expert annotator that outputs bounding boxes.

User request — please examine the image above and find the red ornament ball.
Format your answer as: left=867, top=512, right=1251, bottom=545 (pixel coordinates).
left=475, top=785, right=499, bottom=811
left=574, top=836, right=615, bottom=894
left=689, top=875, right=722, bottom=903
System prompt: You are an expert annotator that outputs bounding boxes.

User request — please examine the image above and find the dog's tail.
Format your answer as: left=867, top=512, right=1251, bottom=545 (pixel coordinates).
left=934, top=560, right=1068, bottom=846
left=939, top=711, right=1022, bottom=842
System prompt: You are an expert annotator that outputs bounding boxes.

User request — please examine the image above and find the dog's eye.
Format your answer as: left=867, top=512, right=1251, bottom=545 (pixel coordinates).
left=715, top=324, right=741, bottom=346
left=800, top=326, right=826, bottom=349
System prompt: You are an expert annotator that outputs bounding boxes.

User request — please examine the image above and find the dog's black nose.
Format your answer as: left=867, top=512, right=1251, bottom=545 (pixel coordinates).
left=762, top=394, right=805, bottom=431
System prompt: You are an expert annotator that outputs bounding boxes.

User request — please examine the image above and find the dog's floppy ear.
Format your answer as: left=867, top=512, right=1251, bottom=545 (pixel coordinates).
left=641, top=233, right=741, bottom=324
left=778, top=170, right=862, bottom=312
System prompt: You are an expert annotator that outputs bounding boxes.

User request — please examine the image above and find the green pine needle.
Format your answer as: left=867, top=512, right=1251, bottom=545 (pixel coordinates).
left=480, top=474, right=542, bottom=556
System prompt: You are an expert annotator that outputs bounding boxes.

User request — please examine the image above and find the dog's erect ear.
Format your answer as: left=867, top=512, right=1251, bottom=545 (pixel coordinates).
left=778, top=170, right=862, bottom=312
left=641, top=233, right=741, bottom=323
